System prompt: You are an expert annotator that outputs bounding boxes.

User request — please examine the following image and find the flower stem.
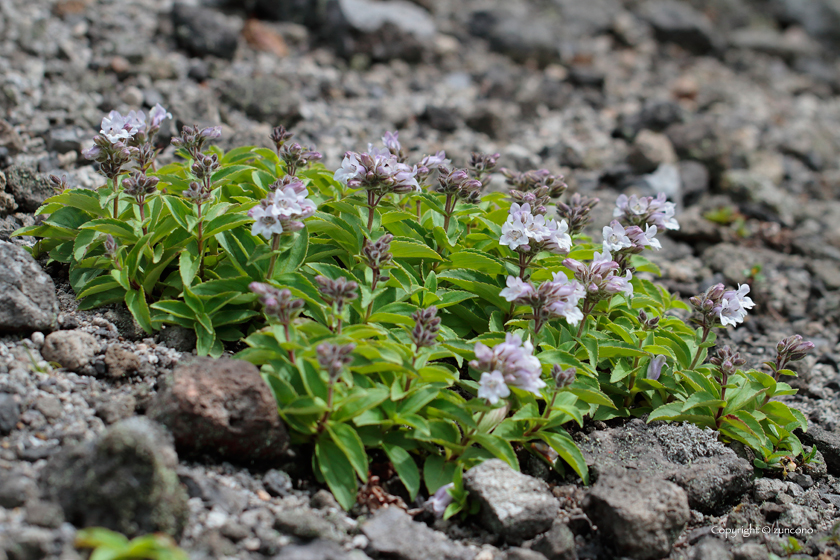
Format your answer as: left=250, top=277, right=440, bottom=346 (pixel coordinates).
left=196, top=201, right=205, bottom=280
left=367, top=191, right=376, bottom=231
left=267, top=233, right=281, bottom=280
left=460, top=409, right=489, bottom=446
left=443, top=194, right=453, bottom=232
left=689, top=326, right=711, bottom=370
left=112, top=177, right=120, bottom=219
left=138, top=198, right=147, bottom=235
left=283, top=322, right=295, bottom=363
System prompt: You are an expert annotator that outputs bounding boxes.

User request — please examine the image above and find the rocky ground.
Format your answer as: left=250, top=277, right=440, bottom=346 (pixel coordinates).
left=2, top=0, right=840, bottom=558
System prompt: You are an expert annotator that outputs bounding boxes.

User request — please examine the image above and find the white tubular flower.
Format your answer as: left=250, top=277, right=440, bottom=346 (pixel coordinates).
left=499, top=276, right=535, bottom=302
left=602, top=220, right=632, bottom=252
left=643, top=224, right=661, bottom=250
left=100, top=111, right=133, bottom=142
left=500, top=217, right=530, bottom=251
left=478, top=370, right=511, bottom=405
left=334, top=152, right=364, bottom=185
left=271, top=187, right=304, bottom=217
left=249, top=205, right=284, bottom=239
left=719, top=284, right=755, bottom=326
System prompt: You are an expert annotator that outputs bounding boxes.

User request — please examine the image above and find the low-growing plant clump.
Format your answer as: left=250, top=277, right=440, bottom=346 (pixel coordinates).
left=15, top=108, right=816, bottom=514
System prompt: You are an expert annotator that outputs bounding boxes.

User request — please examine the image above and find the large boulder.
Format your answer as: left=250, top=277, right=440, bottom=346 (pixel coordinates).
left=463, top=459, right=560, bottom=543
left=147, top=357, right=289, bottom=462
left=41, top=417, right=189, bottom=538
left=0, top=241, right=59, bottom=333
left=4, top=165, right=53, bottom=213
left=582, top=472, right=689, bottom=560
left=361, top=507, right=475, bottom=560
left=577, top=420, right=753, bottom=514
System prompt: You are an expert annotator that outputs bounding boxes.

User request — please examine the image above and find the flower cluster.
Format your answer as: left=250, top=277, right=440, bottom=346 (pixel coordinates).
left=362, top=234, right=393, bottom=286
left=613, top=193, right=679, bottom=231
left=551, top=365, right=576, bottom=388
left=556, top=193, right=600, bottom=236
left=601, top=220, right=661, bottom=254
left=315, top=276, right=359, bottom=314
left=334, top=144, right=419, bottom=196
left=249, top=181, right=317, bottom=239
left=499, top=203, right=572, bottom=255
left=472, top=333, right=546, bottom=404
left=502, top=169, right=567, bottom=215
left=773, top=335, right=815, bottom=373
left=563, top=250, right=634, bottom=302
left=710, top=346, right=746, bottom=378
left=122, top=172, right=159, bottom=202
left=280, top=142, right=322, bottom=177
left=469, top=152, right=500, bottom=182
left=411, top=306, right=441, bottom=349
left=689, top=283, right=755, bottom=329
left=436, top=167, right=482, bottom=204
left=250, top=282, right=306, bottom=326
left=500, top=274, right=585, bottom=329
left=317, top=342, right=356, bottom=380
left=415, top=151, right=450, bottom=184
left=171, top=124, right=222, bottom=158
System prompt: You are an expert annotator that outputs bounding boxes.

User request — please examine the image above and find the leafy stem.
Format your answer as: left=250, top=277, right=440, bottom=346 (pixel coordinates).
left=267, top=233, right=281, bottom=280
left=689, top=325, right=711, bottom=370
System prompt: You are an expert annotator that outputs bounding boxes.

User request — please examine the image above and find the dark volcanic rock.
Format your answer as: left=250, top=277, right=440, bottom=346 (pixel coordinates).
left=797, top=424, right=840, bottom=475
left=4, top=165, right=53, bottom=213
left=147, top=357, right=289, bottom=462
left=41, top=417, right=189, bottom=538
left=0, top=392, right=21, bottom=435
left=531, top=520, right=577, bottom=560
left=637, top=0, right=722, bottom=54
left=361, top=507, right=474, bottom=560
left=582, top=472, right=690, bottom=560
left=219, top=77, right=301, bottom=126
left=578, top=420, right=753, bottom=514
left=172, top=3, right=241, bottom=60
left=469, top=7, right=559, bottom=67
left=0, top=241, right=59, bottom=333
left=463, top=459, right=559, bottom=543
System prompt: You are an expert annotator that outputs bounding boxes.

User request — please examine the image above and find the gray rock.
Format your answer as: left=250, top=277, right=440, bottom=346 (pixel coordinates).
left=0, top=242, right=59, bottom=333
left=325, top=0, right=435, bottom=61
left=579, top=420, right=753, bottom=514
left=46, top=127, right=88, bottom=154
left=41, top=417, right=189, bottom=538
left=219, top=77, right=301, bottom=126
left=422, top=105, right=460, bottom=133
left=147, top=357, right=289, bottom=462
left=0, top=119, right=24, bottom=156
left=3, top=527, right=55, bottom=560
left=616, top=101, right=684, bottom=141
left=0, top=473, right=38, bottom=508
left=0, top=392, right=21, bottom=434
left=172, top=3, right=241, bottom=59
left=505, top=549, right=549, bottom=560
left=103, top=345, right=142, bottom=378
left=463, top=459, right=559, bottom=543
left=720, top=169, right=793, bottom=225
left=732, top=543, right=770, bottom=560
left=275, top=539, right=353, bottom=560
left=310, top=489, right=341, bottom=510
left=797, top=425, right=840, bottom=475
left=770, top=0, right=840, bottom=46
left=34, top=395, right=62, bottom=420
left=178, top=470, right=248, bottom=514
left=627, top=130, right=677, bottom=174
left=41, top=330, right=98, bottom=372
left=274, top=509, right=339, bottom=540
left=753, top=478, right=787, bottom=503
left=95, top=393, right=137, bottom=424
left=4, top=165, right=53, bottom=213
left=468, top=7, right=559, bottom=67
left=690, top=537, right=732, bottom=560
left=581, top=472, right=689, bottom=560
left=23, top=500, right=65, bottom=529
left=158, top=324, right=197, bottom=352
left=264, top=469, right=294, bottom=497
left=531, top=521, right=576, bottom=560
left=678, top=160, right=710, bottom=203
left=361, top=507, right=474, bottom=560
left=637, top=1, right=722, bottom=54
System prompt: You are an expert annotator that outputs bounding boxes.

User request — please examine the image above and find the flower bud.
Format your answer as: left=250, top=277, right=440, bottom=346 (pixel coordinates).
left=551, top=365, right=576, bottom=388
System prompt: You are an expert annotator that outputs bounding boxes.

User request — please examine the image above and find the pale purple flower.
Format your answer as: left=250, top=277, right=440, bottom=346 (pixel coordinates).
left=626, top=224, right=661, bottom=251
left=334, top=152, right=364, bottom=185
left=470, top=333, right=545, bottom=396
left=605, top=270, right=634, bottom=297
left=478, top=370, right=511, bottom=404
left=382, top=131, right=401, bottom=153
left=544, top=218, right=572, bottom=254
left=647, top=355, right=666, bottom=381
left=199, top=126, right=223, bottom=140
left=418, top=150, right=449, bottom=170
left=614, top=192, right=679, bottom=231
left=249, top=205, right=284, bottom=239
left=100, top=111, right=135, bottom=142
left=602, top=220, right=632, bottom=252
left=524, top=213, right=550, bottom=242
left=427, top=483, right=455, bottom=518
left=719, top=284, right=754, bottom=327
left=500, top=217, right=530, bottom=251
left=148, top=103, right=172, bottom=128
left=500, top=276, right=535, bottom=302
left=271, top=187, right=305, bottom=217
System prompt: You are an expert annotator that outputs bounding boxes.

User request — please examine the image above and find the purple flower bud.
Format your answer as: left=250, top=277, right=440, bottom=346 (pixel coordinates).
left=647, top=355, right=666, bottom=381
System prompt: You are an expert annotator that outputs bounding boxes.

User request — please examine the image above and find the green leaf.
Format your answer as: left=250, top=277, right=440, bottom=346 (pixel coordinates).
left=390, top=237, right=445, bottom=261
left=424, top=454, right=457, bottom=494
left=537, top=430, right=590, bottom=484
left=275, top=229, right=308, bottom=275
left=447, top=250, right=506, bottom=275
left=202, top=212, right=252, bottom=238
left=179, top=241, right=201, bottom=288
left=472, top=433, right=519, bottom=470
left=327, top=423, right=368, bottom=482
left=315, top=437, right=358, bottom=510
left=125, top=287, right=154, bottom=334
left=384, top=444, right=421, bottom=501
left=79, top=218, right=138, bottom=242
